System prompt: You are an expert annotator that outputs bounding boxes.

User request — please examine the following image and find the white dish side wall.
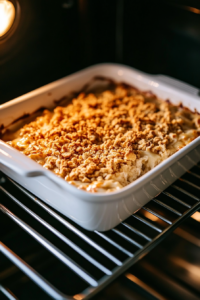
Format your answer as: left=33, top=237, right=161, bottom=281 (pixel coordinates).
left=1, top=64, right=200, bottom=231
left=1, top=145, right=200, bottom=231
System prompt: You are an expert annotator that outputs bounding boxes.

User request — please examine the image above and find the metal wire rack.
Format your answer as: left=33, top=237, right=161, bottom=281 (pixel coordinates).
left=1, top=163, right=200, bottom=300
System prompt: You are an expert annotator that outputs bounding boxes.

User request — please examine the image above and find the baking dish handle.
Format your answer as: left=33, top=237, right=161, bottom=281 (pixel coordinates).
left=0, top=141, right=65, bottom=188
left=154, top=75, right=200, bottom=97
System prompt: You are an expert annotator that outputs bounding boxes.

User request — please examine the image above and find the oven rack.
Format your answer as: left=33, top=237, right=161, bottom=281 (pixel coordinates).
left=1, top=164, right=200, bottom=300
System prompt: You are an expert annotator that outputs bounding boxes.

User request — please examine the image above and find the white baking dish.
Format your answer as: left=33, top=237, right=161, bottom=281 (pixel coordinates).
left=1, top=64, right=200, bottom=231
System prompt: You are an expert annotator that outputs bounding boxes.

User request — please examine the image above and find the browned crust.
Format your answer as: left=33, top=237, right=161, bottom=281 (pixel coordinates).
left=1, top=76, right=199, bottom=137
left=4, top=81, right=200, bottom=192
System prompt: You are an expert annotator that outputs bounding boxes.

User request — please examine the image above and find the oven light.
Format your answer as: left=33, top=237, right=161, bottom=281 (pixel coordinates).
left=0, top=0, right=15, bottom=37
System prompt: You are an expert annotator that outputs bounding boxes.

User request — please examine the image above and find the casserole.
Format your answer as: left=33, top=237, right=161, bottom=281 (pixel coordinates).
left=1, top=63, right=200, bottom=231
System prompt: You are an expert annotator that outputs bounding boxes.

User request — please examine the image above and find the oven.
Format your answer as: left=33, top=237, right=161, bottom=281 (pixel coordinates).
left=1, top=0, right=200, bottom=299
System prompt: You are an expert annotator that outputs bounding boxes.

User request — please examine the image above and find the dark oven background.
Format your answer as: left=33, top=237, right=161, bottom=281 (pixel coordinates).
left=0, top=0, right=200, bottom=104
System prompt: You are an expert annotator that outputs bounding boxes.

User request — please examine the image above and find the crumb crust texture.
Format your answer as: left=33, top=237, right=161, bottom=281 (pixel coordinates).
left=7, top=84, right=200, bottom=193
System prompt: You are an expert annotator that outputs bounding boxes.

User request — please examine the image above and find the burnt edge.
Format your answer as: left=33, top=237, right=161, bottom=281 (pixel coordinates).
left=165, top=98, right=200, bottom=115
left=0, top=107, right=46, bottom=139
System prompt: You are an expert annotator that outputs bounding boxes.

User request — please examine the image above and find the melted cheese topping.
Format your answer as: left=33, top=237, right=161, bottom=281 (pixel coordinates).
left=5, top=84, right=200, bottom=193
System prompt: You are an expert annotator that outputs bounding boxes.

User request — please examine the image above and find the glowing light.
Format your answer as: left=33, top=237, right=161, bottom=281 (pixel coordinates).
left=191, top=211, right=200, bottom=222
left=173, top=4, right=200, bottom=15
left=125, top=273, right=162, bottom=299
left=73, top=294, right=84, bottom=300
left=171, top=257, right=200, bottom=280
left=0, top=0, right=15, bottom=37
left=143, top=210, right=159, bottom=222
left=185, top=6, right=200, bottom=15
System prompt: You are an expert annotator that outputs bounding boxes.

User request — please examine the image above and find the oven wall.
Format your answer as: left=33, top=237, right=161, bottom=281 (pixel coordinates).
left=122, top=0, right=200, bottom=89
left=0, top=0, right=200, bottom=104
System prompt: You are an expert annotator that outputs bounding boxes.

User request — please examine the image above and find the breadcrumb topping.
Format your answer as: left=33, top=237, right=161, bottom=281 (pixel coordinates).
left=7, top=84, right=200, bottom=193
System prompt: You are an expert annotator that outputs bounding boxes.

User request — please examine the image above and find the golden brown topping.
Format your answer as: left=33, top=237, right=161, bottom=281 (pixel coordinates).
left=7, top=84, right=200, bottom=193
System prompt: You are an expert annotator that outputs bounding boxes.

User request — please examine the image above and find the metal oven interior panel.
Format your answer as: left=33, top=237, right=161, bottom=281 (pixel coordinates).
left=1, top=162, right=200, bottom=299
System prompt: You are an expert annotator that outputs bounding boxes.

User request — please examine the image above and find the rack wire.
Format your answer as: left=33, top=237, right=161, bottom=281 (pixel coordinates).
left=1, top=163, right=200, bottom=300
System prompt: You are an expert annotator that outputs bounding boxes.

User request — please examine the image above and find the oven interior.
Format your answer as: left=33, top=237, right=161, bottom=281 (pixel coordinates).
left=1, top=0, right=200, bottom=299
left=0, top=0, right=200, bottom=104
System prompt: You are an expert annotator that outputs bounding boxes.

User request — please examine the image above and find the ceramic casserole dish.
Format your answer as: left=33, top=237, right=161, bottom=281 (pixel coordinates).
left=1, top=63, right=200, bottom=231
